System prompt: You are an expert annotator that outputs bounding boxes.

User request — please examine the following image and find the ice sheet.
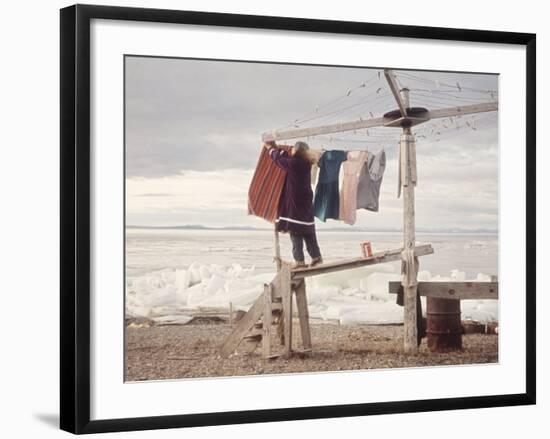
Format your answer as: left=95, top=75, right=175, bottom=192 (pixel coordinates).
left=126, top=262, right=498, bottom=325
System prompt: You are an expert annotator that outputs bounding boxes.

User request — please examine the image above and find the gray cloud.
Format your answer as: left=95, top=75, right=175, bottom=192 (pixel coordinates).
left=125, top=56, right=498, bottom=230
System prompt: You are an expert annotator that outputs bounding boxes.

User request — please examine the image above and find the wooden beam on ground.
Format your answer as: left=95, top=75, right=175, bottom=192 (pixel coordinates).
left=261, top=115, right=389, bottom=142
left=291, top=244, right=433, bottom=279
left=384, top=69, right=407, bottom=117
left=426, top=101, right=498, bottom=120
left=389, top=281, right=499, bottom=300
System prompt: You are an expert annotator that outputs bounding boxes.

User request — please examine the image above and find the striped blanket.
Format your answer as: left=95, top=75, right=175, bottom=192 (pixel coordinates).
left=247, top=145, right=291, bottom=223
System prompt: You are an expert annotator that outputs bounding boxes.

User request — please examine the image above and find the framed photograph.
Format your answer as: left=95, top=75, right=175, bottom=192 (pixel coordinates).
left=60, top=4, right=536, bottom=434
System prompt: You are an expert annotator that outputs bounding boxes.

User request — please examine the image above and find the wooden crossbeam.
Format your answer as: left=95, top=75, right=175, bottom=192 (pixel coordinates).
left=384, top=69, right=407, bottom=117
left=388, top=281, right=499, bottom=300
left=260, top=102, right=497, bottom=142
left=262, top=116, right=389, bottom=142
left=426, top=101, right=498, bottom=119
left=291, top=244, right=434, bottom=279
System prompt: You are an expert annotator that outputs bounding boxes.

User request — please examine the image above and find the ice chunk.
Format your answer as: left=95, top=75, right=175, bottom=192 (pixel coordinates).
left=476, top=273, right=492, bottom=282
left=339, top=302, right=403, bottom=325
left=205, top=274, right=225, bottom=295
left=229, top=287, right=263, bottom=306
left=199, top=265, right=212, bottom=281
left=174, top=269, right=190, bottom=291
left=153, top=315, right=193, bottom=325
left=360, top=272, right=401, bottom=302
left=342, top=287, right=361, bottom=296
left=451, top=269, right=466, bottom=281
left=248, top=272, right=277, bottom=284
left=307, top=286, right=339, bottom=305
left=200, top=293, right=231, bottom=308
left=417, top=270, right=432, bottom=281
left=187, top=288, right=210, bottom=307
left=224, top=277, right=256, bottom=293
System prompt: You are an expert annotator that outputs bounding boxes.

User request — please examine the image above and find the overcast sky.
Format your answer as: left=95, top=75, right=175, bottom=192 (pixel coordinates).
left=125, top=56, right=498, bottom=232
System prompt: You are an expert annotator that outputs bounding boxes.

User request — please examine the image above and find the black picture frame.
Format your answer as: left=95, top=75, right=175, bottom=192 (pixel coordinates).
left=60, top=4, right=536, bottom=434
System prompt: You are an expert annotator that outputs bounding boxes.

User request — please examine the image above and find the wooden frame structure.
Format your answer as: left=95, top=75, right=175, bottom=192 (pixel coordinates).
left=222, top=69, right=499, bottom=358
left=220, top=245, right=434, bottom=358
left=260, top=69, right=497, bottom=355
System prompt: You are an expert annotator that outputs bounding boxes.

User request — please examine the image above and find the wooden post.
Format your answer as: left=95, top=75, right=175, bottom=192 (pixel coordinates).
left=274, top=223, right=282, bottom=271
left=401, top=125, right=419, bottom=354
left=294, top=280, right=312, bottom=351
left=262, top=284, right=273, bottom=358
left=280, top=263, right=292, bottom=359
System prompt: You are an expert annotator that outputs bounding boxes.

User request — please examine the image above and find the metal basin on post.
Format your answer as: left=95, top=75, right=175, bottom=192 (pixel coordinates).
left=426, top=297, right=462, bottom=352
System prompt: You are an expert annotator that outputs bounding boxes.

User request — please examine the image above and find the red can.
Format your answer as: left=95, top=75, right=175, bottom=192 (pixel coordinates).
left=361, top=241, right=373, bottom=258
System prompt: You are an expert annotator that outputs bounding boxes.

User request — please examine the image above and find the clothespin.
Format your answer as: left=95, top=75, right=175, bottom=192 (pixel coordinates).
left=376, top=87, right=382, bottom=93
left=456, top=81, right=462, bottom=92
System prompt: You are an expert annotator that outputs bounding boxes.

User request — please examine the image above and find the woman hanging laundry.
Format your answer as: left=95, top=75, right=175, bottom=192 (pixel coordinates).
left=264, top=140, right=323, bottom=269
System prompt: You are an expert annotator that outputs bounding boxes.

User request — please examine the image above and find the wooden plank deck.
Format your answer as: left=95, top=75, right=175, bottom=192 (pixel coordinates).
left=291, top=244, right=434, bottom=279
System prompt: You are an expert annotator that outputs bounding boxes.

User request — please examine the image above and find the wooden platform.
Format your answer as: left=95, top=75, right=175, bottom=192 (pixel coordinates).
left=388, top=281, right=498, bottom=300
left=291, top=244, right=434, bottom=279
left=220, top=244, right=434, bottom=359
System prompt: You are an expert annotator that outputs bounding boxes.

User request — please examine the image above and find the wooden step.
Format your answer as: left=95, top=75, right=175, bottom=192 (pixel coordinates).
left=220, top=291, right=266, bottom=358
left=243, top=333, right=262, bottom=341
left=243, top=332, right=262, bottom=341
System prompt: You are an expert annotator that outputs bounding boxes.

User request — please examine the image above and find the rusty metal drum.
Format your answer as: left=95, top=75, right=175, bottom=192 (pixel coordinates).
left=426, top=297, right=462, bottom=352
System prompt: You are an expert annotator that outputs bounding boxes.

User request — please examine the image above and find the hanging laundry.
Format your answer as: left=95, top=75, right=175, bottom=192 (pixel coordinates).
left=313, top=150, right=347, bottom=222
left=356, top=148, right=386, bottom=212
left=339, top=150, right=369, bottom=225
left=267, top=145, right=316, bottom=234
left=309, top=148, right=324, bottom=187
left=247, top=144, right=291, bottom=223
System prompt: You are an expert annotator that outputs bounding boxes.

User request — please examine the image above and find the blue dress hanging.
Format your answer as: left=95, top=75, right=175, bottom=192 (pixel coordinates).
left=313, top=150, right=347, bottom=222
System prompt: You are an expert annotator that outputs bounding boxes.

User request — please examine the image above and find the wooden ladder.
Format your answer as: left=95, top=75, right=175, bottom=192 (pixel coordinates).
left=220, top=262, right=312, bottom=359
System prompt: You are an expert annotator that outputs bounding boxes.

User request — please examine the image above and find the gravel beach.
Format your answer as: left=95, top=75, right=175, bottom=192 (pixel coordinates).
left=125, top=320, right=498, bottom=381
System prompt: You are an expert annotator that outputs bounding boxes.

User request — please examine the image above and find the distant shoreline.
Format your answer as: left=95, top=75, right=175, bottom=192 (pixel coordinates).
left=126, top=225, right=498, bottom=235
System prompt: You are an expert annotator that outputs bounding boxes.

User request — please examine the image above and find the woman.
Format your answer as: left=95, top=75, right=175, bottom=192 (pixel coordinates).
left=263, top=140, right=323, bottom=268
